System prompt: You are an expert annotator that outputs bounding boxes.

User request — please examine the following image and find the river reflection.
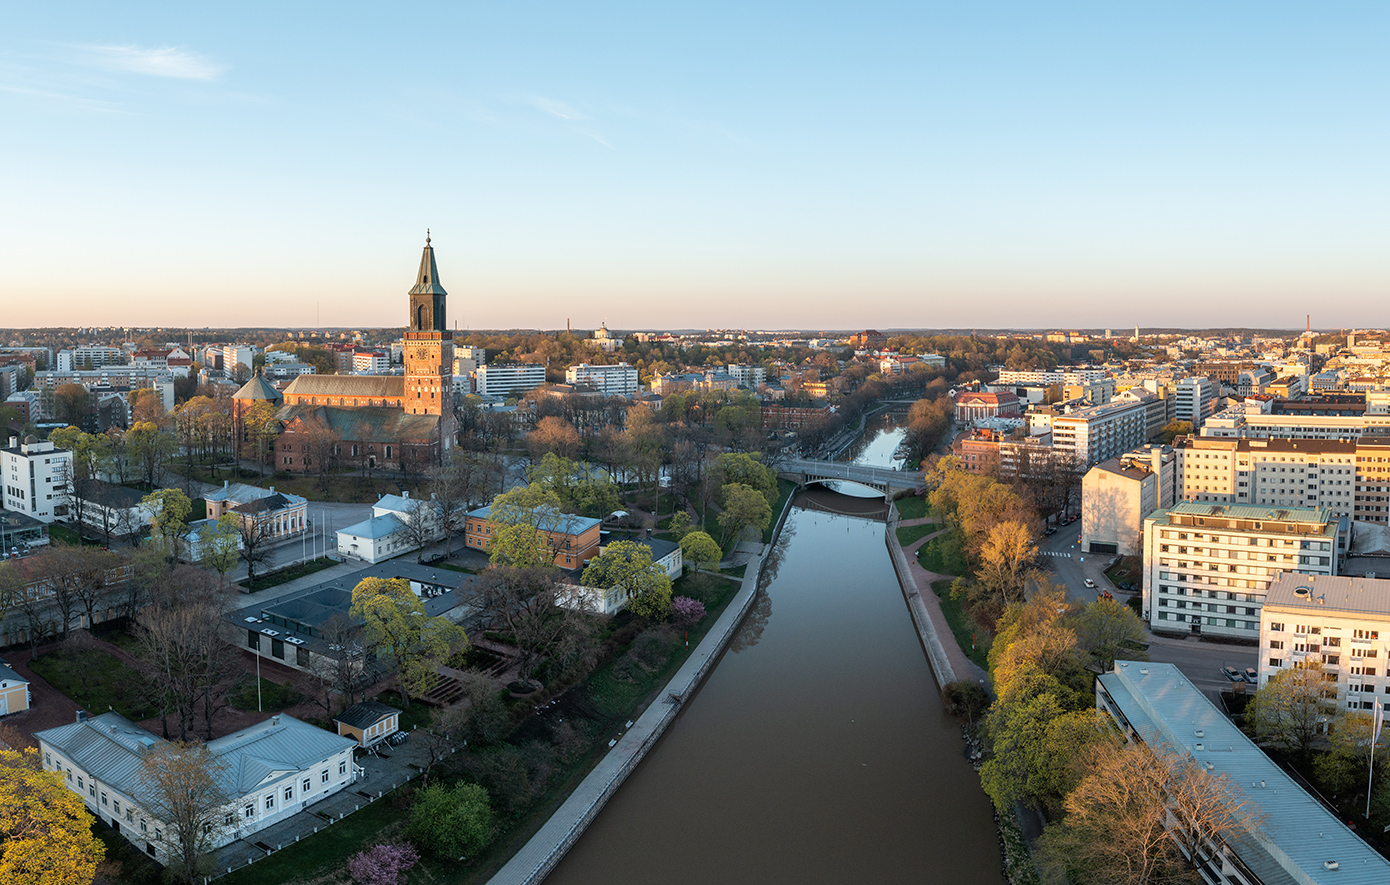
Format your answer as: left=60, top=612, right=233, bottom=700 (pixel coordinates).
left=544, top=492, right=1004, bottom=885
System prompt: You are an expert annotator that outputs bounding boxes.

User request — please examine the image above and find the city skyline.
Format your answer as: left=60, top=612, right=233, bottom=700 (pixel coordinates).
left=3, top=3, right=1388, bottom=329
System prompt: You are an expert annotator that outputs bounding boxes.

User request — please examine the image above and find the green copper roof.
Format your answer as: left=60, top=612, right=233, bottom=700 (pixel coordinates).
left=408, top=234, right=447, bottom=297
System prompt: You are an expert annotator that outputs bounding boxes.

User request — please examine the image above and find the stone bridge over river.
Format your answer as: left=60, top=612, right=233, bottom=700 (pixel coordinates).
left=778, top=457, right=923, bottom=496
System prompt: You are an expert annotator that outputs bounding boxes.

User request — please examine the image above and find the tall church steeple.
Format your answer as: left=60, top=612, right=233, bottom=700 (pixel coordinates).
left=403, top=232, right=456, bottom=453
left=409, top=230, right=447, bottom=332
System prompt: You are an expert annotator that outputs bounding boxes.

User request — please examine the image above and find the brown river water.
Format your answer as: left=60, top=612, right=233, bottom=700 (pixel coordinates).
left=544, top=478, right=1005, bottom=884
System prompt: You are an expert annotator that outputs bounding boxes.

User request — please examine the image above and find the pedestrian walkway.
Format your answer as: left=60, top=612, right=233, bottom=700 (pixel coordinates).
left=487, top=544, right=769, bottom=885
left=891, top=522, right=989, bottom=686
left=1041, top=550, right=1072, bottom=558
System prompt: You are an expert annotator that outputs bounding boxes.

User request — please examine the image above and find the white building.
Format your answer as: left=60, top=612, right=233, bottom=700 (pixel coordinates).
left=36, top=712, right=357, bottom=865
left=1200, top=409, right=1390, bottom=441
left=1050, top=399, right=1149, bottom=467
left=453, top=345, right=486, bottom=380
left=476, top=363, right=546, bottom=399
left=70, top=346, right=126, bottom=369
left=588, top=323, right=622, bottom=353
left=1259, top=573, right=1390, bottom=711
left=1081, top=445, right=1175, bottom=555
left=995, top=367, right=1107, bottom=386
left=2, top=435, right=72, bottom=523
left=353, top=351, right=390, bottom=374
left=336, top=514, right=411, bottom=563
left=1096, top=662, right=1390, bottom=885
left=726, top=364, right=767, bottom=389
left=1174, top=376, right=1216, bottom=428
left=1142, top=502, right=1339, bottom=641
left=222, top=345, right=257, bottom=377
left=565, top=363, right=639, bottom=397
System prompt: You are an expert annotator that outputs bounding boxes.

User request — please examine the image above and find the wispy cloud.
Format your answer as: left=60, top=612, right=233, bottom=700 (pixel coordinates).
left=64, top=43, right=226, bottom=80
left=517, top=93, right=613, bottom=148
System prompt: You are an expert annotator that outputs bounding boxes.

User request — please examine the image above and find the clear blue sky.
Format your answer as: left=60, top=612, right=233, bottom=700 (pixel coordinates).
left=3, top=2, right=1387, bottom=331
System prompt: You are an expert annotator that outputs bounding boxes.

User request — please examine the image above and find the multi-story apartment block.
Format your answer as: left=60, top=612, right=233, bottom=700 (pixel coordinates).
left=475, top=363, right=546, bottom=399
left=1050, top=399, right=1149, bottom=467
left=222, top=345, right=256, bottom=377
left=1259, top=573, right=1390, bottom=712
left=1174, top=376, right=1216, bottom=428
left=1142, top=502, right=1338, bottom=640
left=453, top=345, right=486, bottom=379
left=2, top=435, right=73, bottom=523
left=353, top=351, right=390, bottom=374
left=1201, top=405, right=1390, bottom=440
left=1115, top=386, right=1171, bottom=441
left=1174, top=436, right=1390, bottom=525
left=1081, top=445, right=1175, bottom=555
left=726, top=364, right=767, bottom=389
left=994, top=367, right=1107, bottom=386
left=565, top=362, right=639, bottom=397
left=67, top=346, right=126, bottom=369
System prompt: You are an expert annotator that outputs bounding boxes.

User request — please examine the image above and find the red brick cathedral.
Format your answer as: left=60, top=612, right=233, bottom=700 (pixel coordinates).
left=274, top=236, right=457, bottom=474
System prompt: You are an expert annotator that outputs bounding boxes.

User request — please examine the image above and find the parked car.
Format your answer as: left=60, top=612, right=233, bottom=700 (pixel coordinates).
left=1045, top=527, right=1057, bottom=536
left=1222, top=666, right=1242, bottom=682
left=1084, top=579, right=1096, bottom=588
left=1244, top=668, right=1258, bottom=684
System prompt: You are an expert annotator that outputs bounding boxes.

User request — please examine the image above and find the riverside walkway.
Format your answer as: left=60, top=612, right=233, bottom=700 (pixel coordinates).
left=487, top=544, right=769, bottom=885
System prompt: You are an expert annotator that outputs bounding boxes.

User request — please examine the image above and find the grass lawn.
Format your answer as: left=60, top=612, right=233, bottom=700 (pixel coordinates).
left=931, top=580, right=990, bottom=670
left=1104, top=554, right=1142, bottom=589
left=917, top=526, right=968, bottom=576
left=894, top=522, right=938, bottom=548
left=894, top=495, right=930, bottom=520
left=29, top=648, right=158, bottom=721
left=228, top=675, right=303, bottom=713
left=48, top=524, right=91, bottom=546
left=245, top=557, right=337, bottom=592
left=763, top=478, right=798, bottom=544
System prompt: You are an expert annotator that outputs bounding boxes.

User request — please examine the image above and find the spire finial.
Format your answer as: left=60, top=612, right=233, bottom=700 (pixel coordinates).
left=426, top=228, right=431, bottom=246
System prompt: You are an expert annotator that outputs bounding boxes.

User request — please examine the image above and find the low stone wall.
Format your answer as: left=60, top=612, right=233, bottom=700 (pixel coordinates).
left=884, top=506, right=957, bottom=688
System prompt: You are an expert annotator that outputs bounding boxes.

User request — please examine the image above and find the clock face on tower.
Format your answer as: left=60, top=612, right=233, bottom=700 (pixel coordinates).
left=415, top=348, right=430, bottom=360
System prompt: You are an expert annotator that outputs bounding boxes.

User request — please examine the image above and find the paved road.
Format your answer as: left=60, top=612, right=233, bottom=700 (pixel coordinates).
left=1034, top=526, right=1258, bottom=695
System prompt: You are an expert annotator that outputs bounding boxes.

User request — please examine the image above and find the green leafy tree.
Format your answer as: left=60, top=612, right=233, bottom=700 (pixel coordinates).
left=1073, top=597, right=1149, bottom=671
left=680, top=531, right=722, bottom=575
left=0, top=746, right=104, bottom=885
left=485, top=483, right=566, bottom=569
left=350, top=577, right=469, bottom=705
left=1246, top=662, right=1334, bottom=758
left=667, top=510, right=693, bottom=539
left=717, top=482, right=771, bottom=546
left=712, top=452, right=777, bottom=506
left=143, top=487, right=193, bottom=558
left=200, top=513, right=242, bottom=582
left=581, top=540, right=673, bottom=620
left=1159, top=420, right=1193, bottom=445
left=125, top=420, right=177, bottom=488
left=407, top=781, right=494, bottom=859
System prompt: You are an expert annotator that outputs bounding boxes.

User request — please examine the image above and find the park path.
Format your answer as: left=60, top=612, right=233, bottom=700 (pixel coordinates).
left=893, top=522, right=989, bottom=685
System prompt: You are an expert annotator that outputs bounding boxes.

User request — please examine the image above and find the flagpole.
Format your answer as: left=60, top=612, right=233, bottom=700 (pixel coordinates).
left=1368, top=700, right=1383, bottom=819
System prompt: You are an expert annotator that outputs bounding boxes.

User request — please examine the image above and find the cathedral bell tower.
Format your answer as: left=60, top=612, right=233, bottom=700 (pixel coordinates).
left=403, top=232, right=456, bottom=451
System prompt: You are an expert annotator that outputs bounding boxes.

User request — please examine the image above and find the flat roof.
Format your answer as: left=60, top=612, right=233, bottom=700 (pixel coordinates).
left=1099, top=662, right=1390, bottom=885
left=1264, top=573, right=1390, bottom=620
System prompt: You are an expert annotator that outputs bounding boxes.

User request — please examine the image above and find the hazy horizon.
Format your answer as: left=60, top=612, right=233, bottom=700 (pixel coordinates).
left=4, top=4, right=1387, bottom=329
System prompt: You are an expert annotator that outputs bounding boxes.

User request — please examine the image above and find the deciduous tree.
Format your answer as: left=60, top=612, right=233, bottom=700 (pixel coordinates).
left=1073, top=597, right=1149, bottom=671
left=406, top=781, right=493, bottom=859
left=350, top=577, right=468, bottom=705
left=1246, top=662, right=1335, bottom=758
left=0, top=746, right=104, bottom=885
left=717, top=482, right=771, bottom=547
left=136, top=742, right=231, bottom=884
left=581, top=540, right=672, bottom=620
left=679, top=530, right=721, bottom=575
left=471, top=566, right=597, bottom=682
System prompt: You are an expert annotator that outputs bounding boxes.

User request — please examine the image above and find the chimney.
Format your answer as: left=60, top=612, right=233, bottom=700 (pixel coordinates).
left=7, top=437, right=15, bottom=448
left=223, top=479, right=229, bottom=489
left=271, top=714, right=280, bottom=727
left=75, top=709, right=87, bottom=723
left=402, top=490, right=410, bottom=500
left=269, top=486, right=275, bottom=494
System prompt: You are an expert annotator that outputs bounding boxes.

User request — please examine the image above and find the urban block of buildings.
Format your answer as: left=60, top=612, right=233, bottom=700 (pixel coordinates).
left=1142, top=502, right=1339, bottom=640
